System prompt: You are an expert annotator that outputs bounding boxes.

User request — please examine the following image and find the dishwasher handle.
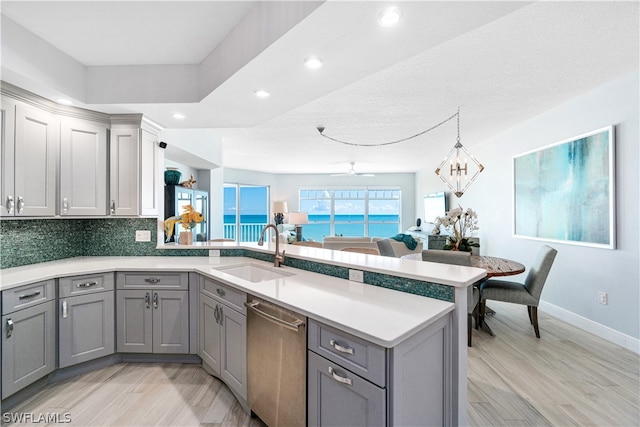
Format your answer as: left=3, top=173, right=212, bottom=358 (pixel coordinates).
left=245, top=301, right=304, bottom=332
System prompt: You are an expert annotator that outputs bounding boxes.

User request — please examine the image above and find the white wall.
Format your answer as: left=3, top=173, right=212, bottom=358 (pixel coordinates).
left=417, top=71, right=639, bottom=347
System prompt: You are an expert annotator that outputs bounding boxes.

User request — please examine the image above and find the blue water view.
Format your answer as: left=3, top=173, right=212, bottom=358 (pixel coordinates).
left=224, top=214, right=400, bottom=242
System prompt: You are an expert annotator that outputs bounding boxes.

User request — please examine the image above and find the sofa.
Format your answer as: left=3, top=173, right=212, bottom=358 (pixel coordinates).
left=322, top=236, right=379, bottom=251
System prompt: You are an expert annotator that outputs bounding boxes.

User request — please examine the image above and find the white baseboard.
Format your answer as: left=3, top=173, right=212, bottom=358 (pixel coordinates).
left=539, top=300, right=640, bottom=354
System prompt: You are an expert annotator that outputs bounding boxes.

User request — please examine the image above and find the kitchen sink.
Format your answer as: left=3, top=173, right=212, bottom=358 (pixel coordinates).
left=216, top=263, right=294, bottom=283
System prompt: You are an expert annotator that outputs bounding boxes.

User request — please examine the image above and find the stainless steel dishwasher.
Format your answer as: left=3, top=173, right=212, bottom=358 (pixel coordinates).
left=245, top=297, right=306, bottom=427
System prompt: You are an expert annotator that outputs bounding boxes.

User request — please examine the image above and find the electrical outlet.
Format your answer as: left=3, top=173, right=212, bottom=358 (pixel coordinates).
left=209, top=250, right=221, bottom=257
left=135, top=230, right=151, bottom=242
left=349, top=269, right=364, bottom=283
left=598, top=292, right=608, bottom=305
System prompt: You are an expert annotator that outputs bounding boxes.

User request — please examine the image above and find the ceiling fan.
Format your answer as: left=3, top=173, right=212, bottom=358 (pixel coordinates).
left=331, top=162, right=375, bottom=177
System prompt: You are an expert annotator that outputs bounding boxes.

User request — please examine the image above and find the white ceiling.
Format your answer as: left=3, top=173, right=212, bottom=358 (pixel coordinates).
left=1, top=1, right=638, bottom=175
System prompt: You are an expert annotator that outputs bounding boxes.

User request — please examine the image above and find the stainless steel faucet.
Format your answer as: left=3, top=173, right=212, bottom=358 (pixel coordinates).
left=258, top=224, right=285, bottom=267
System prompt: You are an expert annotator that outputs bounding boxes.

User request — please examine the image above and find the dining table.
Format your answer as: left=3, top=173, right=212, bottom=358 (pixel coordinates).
left=402, top=252, right=526, bottom=335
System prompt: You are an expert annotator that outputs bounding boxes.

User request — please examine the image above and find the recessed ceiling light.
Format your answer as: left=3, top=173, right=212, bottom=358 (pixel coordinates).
left=254, top=89, right=271, bottom=98
left=378, top=7, right=401, bottom=27
left=57, top=98, right=73, bottom=105
left=172, top=113, right=186, bottom=120
left=304, top=56, right=324, bottom=70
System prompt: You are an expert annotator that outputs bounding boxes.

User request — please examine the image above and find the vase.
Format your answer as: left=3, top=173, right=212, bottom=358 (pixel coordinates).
left=179, top=231, right=193, bottom=245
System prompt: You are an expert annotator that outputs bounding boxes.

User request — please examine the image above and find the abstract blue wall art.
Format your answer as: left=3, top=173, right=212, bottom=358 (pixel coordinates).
left=513, top=126, right=615, bottom=249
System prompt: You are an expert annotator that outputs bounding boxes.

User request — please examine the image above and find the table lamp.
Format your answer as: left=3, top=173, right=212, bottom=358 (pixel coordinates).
left=288, top=212, right=309, bottom=241
left=272, top=201, right=288, bottom=225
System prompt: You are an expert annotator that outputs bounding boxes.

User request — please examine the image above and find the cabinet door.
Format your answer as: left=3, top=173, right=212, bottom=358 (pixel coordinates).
left=152, top=290, right=189, bottom=354
left=220, top=304, right=247, bottom=399
left=308, top=350, right=386, bottom=427
left=109, top=127, right=139, bottom=216
left=13, top=102, right=57, bottom=216
left=0, top=98, right=16, bottom=217
left=140, top=129, right=159, bottom=216
left=59, top=118, right=108, bottom=216
left=1, top=301, right=56, bottom=399
left=117, top=289, right=152, bottom=353
left=198, top=293, right=221, bottom=374
left=59, top=291, right=115, bottom=368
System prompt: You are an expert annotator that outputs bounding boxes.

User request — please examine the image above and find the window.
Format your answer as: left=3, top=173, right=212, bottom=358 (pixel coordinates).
left=299, top=187, right=401, bottom=241
left=224, top=184, right=269, bottom=242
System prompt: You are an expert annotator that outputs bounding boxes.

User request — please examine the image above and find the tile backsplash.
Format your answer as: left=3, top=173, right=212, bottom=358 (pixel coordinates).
left=0, top=218, right=207, bottom=269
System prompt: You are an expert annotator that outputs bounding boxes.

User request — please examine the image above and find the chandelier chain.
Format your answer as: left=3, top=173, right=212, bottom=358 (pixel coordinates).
left=318, top=110, right=459, bottom=147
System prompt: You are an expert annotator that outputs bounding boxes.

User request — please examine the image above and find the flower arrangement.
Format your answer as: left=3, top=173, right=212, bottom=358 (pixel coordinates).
left=432, top=205, right=480, bottom=252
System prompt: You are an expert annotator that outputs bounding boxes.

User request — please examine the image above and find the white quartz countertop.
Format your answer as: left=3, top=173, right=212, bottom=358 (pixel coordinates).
left=0, top=254, right=459, bottom=348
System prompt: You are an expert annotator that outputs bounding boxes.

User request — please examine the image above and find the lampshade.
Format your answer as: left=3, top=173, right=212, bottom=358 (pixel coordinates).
left=272, top=201, right=288, bottom=213
left=288, top=212, right=309, bottom=225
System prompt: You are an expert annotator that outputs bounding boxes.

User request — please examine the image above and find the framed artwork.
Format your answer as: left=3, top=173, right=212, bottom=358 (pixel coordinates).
left=513, top=126, right=615, bottom=249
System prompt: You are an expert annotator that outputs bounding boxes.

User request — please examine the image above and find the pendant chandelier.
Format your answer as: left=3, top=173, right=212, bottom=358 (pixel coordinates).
left=434, top=108, right=484, bottom=197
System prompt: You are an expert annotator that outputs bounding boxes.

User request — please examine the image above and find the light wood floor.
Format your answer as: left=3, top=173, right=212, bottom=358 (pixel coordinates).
left=2, top=302, right=638, bottom=426
left=468, top=301, right=639, bottom=426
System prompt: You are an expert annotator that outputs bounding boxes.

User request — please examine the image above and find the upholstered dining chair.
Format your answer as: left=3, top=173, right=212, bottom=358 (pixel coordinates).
left=340, top=247, right=381, bottom=255
left=479, top=245, right=557, bottom=338
left=421, top=250, right=478, bottom=346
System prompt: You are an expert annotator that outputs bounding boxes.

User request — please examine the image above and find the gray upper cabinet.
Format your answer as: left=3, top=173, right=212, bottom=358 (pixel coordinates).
left=109, top=117, right=161, bottom=217
left=59, top=118, right=108, bottom=216
left=1, top=281, right=56, bottom=399
left=58, top=273, right=115, bottom=368
left=1, top=97, right=57, bottom=217
left=116, top=272, right=189, bottom=354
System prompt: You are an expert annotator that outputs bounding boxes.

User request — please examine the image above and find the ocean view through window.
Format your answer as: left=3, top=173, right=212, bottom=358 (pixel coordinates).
left=224, top=184, right=269, bottom=241
left=300, top=188, right=401, bottom=242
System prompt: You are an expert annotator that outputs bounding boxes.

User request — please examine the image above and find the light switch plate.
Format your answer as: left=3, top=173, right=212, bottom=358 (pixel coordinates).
left=135, top=230, right=151, bottom=242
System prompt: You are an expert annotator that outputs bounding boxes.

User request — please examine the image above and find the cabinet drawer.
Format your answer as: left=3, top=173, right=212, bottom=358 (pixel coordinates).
left=59, top=272, right=114, bottom=297
left=116, top=272, right=188, bottom=290
left=200, top=277, right=246, bottom=314
left=2, top=280, right=55, bottom=315
left=308, top=319, right=386, bottom=387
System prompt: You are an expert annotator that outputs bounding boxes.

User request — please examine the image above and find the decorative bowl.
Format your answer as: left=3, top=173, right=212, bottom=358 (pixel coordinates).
left=164, top=169, right=182, bottom=185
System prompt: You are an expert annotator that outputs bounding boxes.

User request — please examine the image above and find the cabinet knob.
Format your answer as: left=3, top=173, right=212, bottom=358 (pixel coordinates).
left=216, top=288, right=226, bottom=297
left=6, top=195, right=14, bottom=214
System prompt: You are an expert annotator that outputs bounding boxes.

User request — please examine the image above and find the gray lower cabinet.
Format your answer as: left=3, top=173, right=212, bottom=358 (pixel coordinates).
left=308, top=350, right=385, bottom=427
left=198, top=277, right=247, bottom=400
left=308, top=315, right=452, bottom=426
left=1, top=280, right=57, bottom=399
left=116, top=272, right=190, bottom=354
left=117, top=289, right=189, bottom=353
left=59, top=273, right=115, bottom=368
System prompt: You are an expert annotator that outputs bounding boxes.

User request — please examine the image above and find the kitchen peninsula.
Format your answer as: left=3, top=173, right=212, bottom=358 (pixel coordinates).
left=1, top=242, right=485, bottom=426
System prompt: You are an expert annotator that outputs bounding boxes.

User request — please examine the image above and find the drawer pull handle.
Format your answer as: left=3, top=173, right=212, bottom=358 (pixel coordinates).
left=18, top=291, right=41, bottom=300
left=62, top=197, right=69, bottom=214
left=6, top=318, right=14, bottom=338
left=77, top=281, right=98, bottom=288
left=329, top=339, right=354, bottom=355
left=62, top=300, right=68, bottom=319
left=110, top=200, right=116, bottom=215
left=328, top=366, right=352, bottom=386
left=145, top=292, right=150, bottom=309
left=216, top=288, right=226, bottom=297
left=153, top=292, right=158, bottom=309
left=17, top=196, right=24, bottom=214
left=145, top=278, right=161, bottom=284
